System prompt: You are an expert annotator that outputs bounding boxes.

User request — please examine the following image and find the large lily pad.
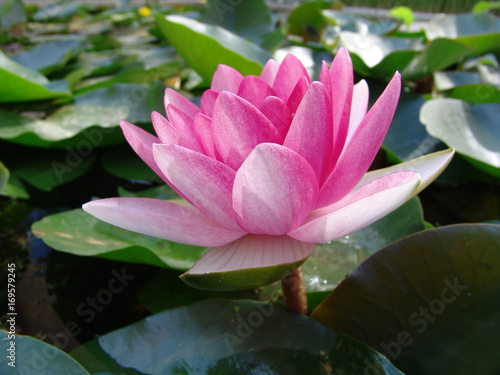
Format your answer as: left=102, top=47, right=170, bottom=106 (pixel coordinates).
left=425, top=12, right=500, bottom=55
left=420, top=98, right=500, bottom=177
left=11, top=39, right=86, bottom=75
left=31, top=208, right=207, bottom=270
left=0, top=330, right=89, bottom=375
left=198, top=0, right=272, bottom=45
left=311, top=224, right=500, bottom=375
left=0, top=82, right=164, bottom=148
left=287, top=1, right=342, bottom=36
left=0, top=161, right=8, bottom=192
left=0, top=50, right=71, bottom=102
left=434, top=69, right=500, bottom=103
left=97, top=299, right=403, bottom=374
left=155, top=14, right=271, bottom=83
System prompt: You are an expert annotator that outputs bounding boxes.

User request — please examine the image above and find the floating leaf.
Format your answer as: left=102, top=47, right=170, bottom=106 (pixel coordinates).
left=389, top=6, right=414, bottom=28
left=154, top=14, right=271, bottom=83
left=199, top=0, right=272, bottom=45
left=420, top=98, right=500, bottom=177
left=311, top=224, right=500, bottom=375
left=287, top=1, right=342, bottom=36
left=0, top=161, right=8, bottom=192
left=0, top=330, right=90, bottom=375
left=425, top=12, right=500, bottom=54
left=11, top=39, right=86, bottom=75
left=0, top=83, right=164, bottom=148
left=101, top=145, right=161, bottom=182
left=0, top=50, right=71, bottom=102
left=98, top=299, right=403, bottom=375
left=32, top=208, right=206, bottom=270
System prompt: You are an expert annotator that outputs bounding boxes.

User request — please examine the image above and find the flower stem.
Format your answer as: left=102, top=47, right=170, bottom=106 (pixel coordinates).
left=281, top=266, right=308, bottom=315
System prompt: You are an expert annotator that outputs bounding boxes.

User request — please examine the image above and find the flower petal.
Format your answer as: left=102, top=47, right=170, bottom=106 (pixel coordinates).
left=233, top=143, right=319, bottom=235
left=237, top=75, right=275, bottom=107
left=153, top=144, right=241, bottom=230
left=286, top=76, right=309, bottom=114
left=259, top=96, right=293, bottom=139
left=344, top=79, right=369, bottom=149
left=357, top=148, right=455, bottom=195
left=82, top=198, right=244, bottom=247
left=192, top=113, right=217, bottom=159
left=319, top=60, right=332, bottom=98
left=329, top=47, right=354, bottom=165
left=200, top=89, right=218, bottom=117
left=211, top=92, right=283, bottom=170
left=284, top=82, right=333, bottom=184
left=316, top=72, right=402, bottom=208
left=166, top=104, right=200, bottom=146
left=290, top=171, right=420, bottom=243
left=211, top=64, right=243, bottom=93
left=120, top=120, right=166, bottom=181
left=260, top=59, right=280, bottom=86
left=151, top=111, right=201, bottom=151
left=164, top=88, right=200, bottom=120
left=273, top=54, right=311, bottom=103
left=181, top=234, right=315, bottom=290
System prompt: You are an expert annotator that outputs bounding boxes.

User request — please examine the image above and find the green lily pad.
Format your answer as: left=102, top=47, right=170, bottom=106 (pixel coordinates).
left=0, top=161, right=8, bottom=192
left=425, top=12, right=500, bottom=55
left=97, top=299, right=403, bottom=375
left=0, top=50, right=71, bottom=102
left=389, top=6, right=414, bottom=28
left=434, top=68, right=500, bottom=103
left=323, top=10, right=399, bottom=35
left=11, top=39, right=86, bottom=75
left=383, top=90, right=442, bottom=163
left=199, top=0, right=272, bottom=45
left=154, top=14, right=271, bottom=83
left=32, top=208, right=207, bottom=270
left=420, top=98, right=500, bottom=177
left=2, top=148, right=97, bottom=191
left=0, top=0, right=26, bottom=31
left=70, top=340, right=143, bottom=375
left=0, top=172, right=29, bottom=199
left=0, top=330, right=90, bottom=375
left=0, top=82, right=164, bottom=148
left=287, top=1, right=342, bottom=37
left=310, top=224, right=500, bottom=375
left=340, top=31, right=475, bottom=80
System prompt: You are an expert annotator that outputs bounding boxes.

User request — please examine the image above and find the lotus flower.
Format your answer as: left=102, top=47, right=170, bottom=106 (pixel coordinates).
left=83, top=48, right=454, bottom=290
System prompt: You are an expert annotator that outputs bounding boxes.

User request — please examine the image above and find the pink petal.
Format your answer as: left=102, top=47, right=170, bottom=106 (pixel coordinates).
left=120, top=120, right=166, bottom=181
left=260, top=59, right=280, bottom=87
left=120, top=121, right=191, bottom=201
left=211, top=64, right=244, bottom=93
left=286, top=76, right=309, bottom=114
left=211, top=92, right=283, bottom=170
left=164, top=88, right=200, bottom=120
left=200, top=89, right=218, bottom=117
left=83, top=198, right=245, bottom=247
left=329, top=47, right=354, bottom=166
left=273, top=54, right=311, bottom=103
left=316, top=72, right=402, bottom=208
left=153, top=144, right=241, bottom=231
left=232, top=143, right=318, bottom=235
left=237, top=75, right=275, bottom=107
left=259, top=96, right=293, bottom=139
left=166, top=104, right=199, bottom=145
left=284, top=82, right=334, bottom=185
left=319, top=60, right=332, bottom=98
left=151, top=111, right=201, bottom=151
left=192, top=113, right=217, bottom=159
left=344, top=79, right=369, bottom=149
left=187, top=234, right=314, bottom=274
left=357, top=148, right=455, bottom=195
left=289, top=171, right=420, bottom=243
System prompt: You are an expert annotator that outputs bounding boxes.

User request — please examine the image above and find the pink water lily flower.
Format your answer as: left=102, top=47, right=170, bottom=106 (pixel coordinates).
left=83, top=48, right=454, bottom=290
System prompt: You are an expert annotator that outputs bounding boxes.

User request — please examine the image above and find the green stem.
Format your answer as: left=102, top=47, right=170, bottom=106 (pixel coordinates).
left=281, top=266, right=308, bottom=315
